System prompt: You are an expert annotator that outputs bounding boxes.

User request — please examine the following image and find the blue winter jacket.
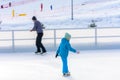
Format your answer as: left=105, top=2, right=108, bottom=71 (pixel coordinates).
left=56, top=38, right=76, bottom=58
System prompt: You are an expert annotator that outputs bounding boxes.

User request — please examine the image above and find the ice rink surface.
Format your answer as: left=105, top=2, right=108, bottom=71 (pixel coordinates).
left=0, top=49, right=120, bottom=80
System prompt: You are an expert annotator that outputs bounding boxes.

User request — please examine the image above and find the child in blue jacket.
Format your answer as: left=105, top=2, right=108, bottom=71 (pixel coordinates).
left=56, top=33, right=79, bottom=77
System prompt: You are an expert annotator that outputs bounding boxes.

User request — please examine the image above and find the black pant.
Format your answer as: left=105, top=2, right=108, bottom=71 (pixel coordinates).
left=36, top=33, right=46, bottom=52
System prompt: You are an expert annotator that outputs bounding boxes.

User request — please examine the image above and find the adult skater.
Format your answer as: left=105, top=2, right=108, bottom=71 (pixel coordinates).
left=30, top=16, right=46, bottom=54
left=56, top=33, right=79, bottom=77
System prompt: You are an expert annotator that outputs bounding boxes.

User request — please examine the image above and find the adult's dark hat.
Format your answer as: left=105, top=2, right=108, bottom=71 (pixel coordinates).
left=32, top=16, right=37, bottom=20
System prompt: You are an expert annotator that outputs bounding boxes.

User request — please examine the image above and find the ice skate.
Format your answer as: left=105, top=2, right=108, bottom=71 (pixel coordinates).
left=41, top=51, right=47, bottom=56
left=63, top=72, right=70, bottom=77
left=35, top=51, right=41, bottom=54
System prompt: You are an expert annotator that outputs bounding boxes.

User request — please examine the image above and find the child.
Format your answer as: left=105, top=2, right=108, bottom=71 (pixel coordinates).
left=56, top=32, right=79, bottom=77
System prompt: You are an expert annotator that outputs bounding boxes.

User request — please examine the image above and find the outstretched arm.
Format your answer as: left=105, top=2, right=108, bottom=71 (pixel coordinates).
left=67, top=42, right=80, bottom=54
left=30, top=22, right=37, bottom=32
left=67, top=42, right=76, bottom=53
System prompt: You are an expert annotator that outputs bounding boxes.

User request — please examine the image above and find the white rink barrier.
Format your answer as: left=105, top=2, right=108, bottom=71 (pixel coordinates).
left=0, top=27, right=120, bottom=52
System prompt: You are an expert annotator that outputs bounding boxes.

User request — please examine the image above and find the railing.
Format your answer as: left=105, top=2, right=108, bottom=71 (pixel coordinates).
left=0, top=27, right=120, bottom=53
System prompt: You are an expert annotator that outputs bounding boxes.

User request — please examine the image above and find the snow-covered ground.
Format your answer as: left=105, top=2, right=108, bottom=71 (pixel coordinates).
left=0, top=49, right=120, bottom=80
left=0, top=0, right=120, bottom=30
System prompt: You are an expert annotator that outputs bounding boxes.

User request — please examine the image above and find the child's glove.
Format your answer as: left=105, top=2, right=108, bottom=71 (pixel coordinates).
left=55, top=53, right=58, bottom=58
left=76, top=51, right=80, bottom=54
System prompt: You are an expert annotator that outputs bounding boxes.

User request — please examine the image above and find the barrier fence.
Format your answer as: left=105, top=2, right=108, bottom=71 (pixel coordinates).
left=0, top=27, right=120, bottom=53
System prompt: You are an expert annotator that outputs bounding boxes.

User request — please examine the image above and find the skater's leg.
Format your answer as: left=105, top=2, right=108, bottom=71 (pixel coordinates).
left=40, top=43, right=46, bottom=53
left=36, top=34, right=41, bottom=52
left=39, top=33, right=46, bottom=53
left=61, top=57, right=69, bottom=74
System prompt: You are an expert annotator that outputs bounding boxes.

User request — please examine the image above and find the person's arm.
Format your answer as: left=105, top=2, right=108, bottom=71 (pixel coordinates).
left=67, top=42, right=80, bottom=54
left=30, top=22, right=37, bottom=31
left=67, top=41, right=76, bottom=53
left=41, top=23, right=45, bottom=29
left=55, top=46, right=60, bottom=58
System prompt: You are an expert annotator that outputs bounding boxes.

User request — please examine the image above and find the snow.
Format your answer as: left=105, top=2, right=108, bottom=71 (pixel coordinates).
left=0, top=49, right=120, bottom=80
left=1, top=0, right=120, bottom=30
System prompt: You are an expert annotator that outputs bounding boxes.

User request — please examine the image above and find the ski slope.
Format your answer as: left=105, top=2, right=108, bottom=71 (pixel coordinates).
left=0, top=49, right=120, bottom=80
left=0, top=0, right=120, bottom=30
